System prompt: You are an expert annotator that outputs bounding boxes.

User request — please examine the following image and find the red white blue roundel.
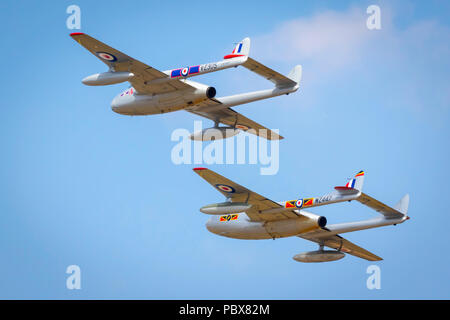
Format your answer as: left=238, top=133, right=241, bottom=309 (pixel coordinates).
left=181, top=67, right=189, bottom=76
left=215, top=184, right=235, bottom=193
left=96, top=52, right=117, bottom=62
left=295, top=199, right=303, bottom=208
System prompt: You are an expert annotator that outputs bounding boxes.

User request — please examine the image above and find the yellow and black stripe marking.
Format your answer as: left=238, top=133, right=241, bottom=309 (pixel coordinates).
left=219, top=214, right=239, bottom=222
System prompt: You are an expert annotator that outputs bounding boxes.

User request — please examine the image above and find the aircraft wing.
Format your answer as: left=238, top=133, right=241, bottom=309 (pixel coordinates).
left=187, top=100, right=283, bottom=140
left=299, top=230, right=382, bottom=261
left=70, top=33, right=193, bottom=94
left=193, top=168, right=301, bottom=221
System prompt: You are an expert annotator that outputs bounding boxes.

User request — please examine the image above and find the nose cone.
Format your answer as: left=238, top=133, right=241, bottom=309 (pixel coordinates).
left=205, top=217, right=220, bottom=235
left=205, top=218, right=215, bottom=233
left=111, top=96, right=121, bottom=113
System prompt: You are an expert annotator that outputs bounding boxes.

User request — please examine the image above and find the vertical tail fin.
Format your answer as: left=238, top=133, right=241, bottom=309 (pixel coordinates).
left=393, top=194, right=410, bottom=216
left=287, top=65, right=302, bottom=85
left=345, top=170, right=365, bottom=192
left=224, top=38, right=250, bottom=59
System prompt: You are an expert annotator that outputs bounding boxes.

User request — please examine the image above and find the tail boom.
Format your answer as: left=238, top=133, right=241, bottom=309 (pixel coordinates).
left=280, top=170, right=366, bottom=211
left=315, top=215, right=409, bottom=238
left=163, top=37, right=251, bottom=81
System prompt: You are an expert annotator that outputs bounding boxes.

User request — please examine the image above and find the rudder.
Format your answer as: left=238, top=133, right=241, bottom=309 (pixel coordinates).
left=393, top=194, right=410, bottom=216
left=345, top=170, right=365, bottom=192
left=287, top=65, right=302, bottom=85
left=224, top=38, right=250, bottom=59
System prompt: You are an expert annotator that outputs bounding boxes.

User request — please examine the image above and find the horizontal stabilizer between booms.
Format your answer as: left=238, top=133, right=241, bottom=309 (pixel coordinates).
left=242, top=57, right=301, bottom=88
left=357, top=193, right=409, bottom=219
left=223, top=38, right=301, bottom=88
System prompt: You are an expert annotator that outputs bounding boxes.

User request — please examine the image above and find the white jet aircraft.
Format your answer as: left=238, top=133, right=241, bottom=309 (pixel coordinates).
left=193, top=168, right=410, bottom=262
left=70, top=33, right=302, bottom=140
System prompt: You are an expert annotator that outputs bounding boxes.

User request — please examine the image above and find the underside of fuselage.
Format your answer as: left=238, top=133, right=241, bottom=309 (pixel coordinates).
left=111, top=80, right=217, bottom=116
left=205, top=212, right=323, bottom=240
left=111, top=90, right=202, bottom=115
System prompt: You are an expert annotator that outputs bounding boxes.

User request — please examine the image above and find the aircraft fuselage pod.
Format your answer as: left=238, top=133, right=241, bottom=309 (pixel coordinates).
left=205, top=212, right=327, bottom=240
left=111, top=80, right=216, bottom=115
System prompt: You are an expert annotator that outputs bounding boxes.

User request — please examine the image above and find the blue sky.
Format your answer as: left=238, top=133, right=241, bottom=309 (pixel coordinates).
left=0, top=0, right=449, bottom=299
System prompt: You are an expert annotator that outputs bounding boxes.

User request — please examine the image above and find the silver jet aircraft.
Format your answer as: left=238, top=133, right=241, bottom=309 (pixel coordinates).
left=193, top=168, right=410, bottom=262
left=70, top=33, right=302, bottom=140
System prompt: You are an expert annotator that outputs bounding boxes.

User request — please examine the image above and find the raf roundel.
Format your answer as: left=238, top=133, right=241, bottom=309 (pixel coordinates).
left=295, top=199, right=303, bottom=208
left=181, top=67, right=189, bottom=77
left=96, top=52, right=117, bottom=62
left=215, top=184, right=235, bottom=193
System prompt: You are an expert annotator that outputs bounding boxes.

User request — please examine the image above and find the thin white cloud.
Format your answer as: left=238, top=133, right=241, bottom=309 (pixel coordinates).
left=249, top=6, right=450, bottom=118
left=252, top=7, right=378, bottom=69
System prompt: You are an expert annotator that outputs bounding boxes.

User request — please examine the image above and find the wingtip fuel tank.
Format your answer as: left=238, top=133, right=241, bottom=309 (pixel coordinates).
left=200, top=202, right=252, bottom=215
left=293, top=250, right=345, bottom=263
left=82, top=72, right=134, bottom=86
left=190, top=127, right=240, bottom=141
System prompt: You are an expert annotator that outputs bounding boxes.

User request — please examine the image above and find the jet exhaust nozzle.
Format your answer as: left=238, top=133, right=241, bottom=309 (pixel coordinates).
left=206, top=86, right=216, bottom=99
left=318, top=216, right=327, bottom=228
